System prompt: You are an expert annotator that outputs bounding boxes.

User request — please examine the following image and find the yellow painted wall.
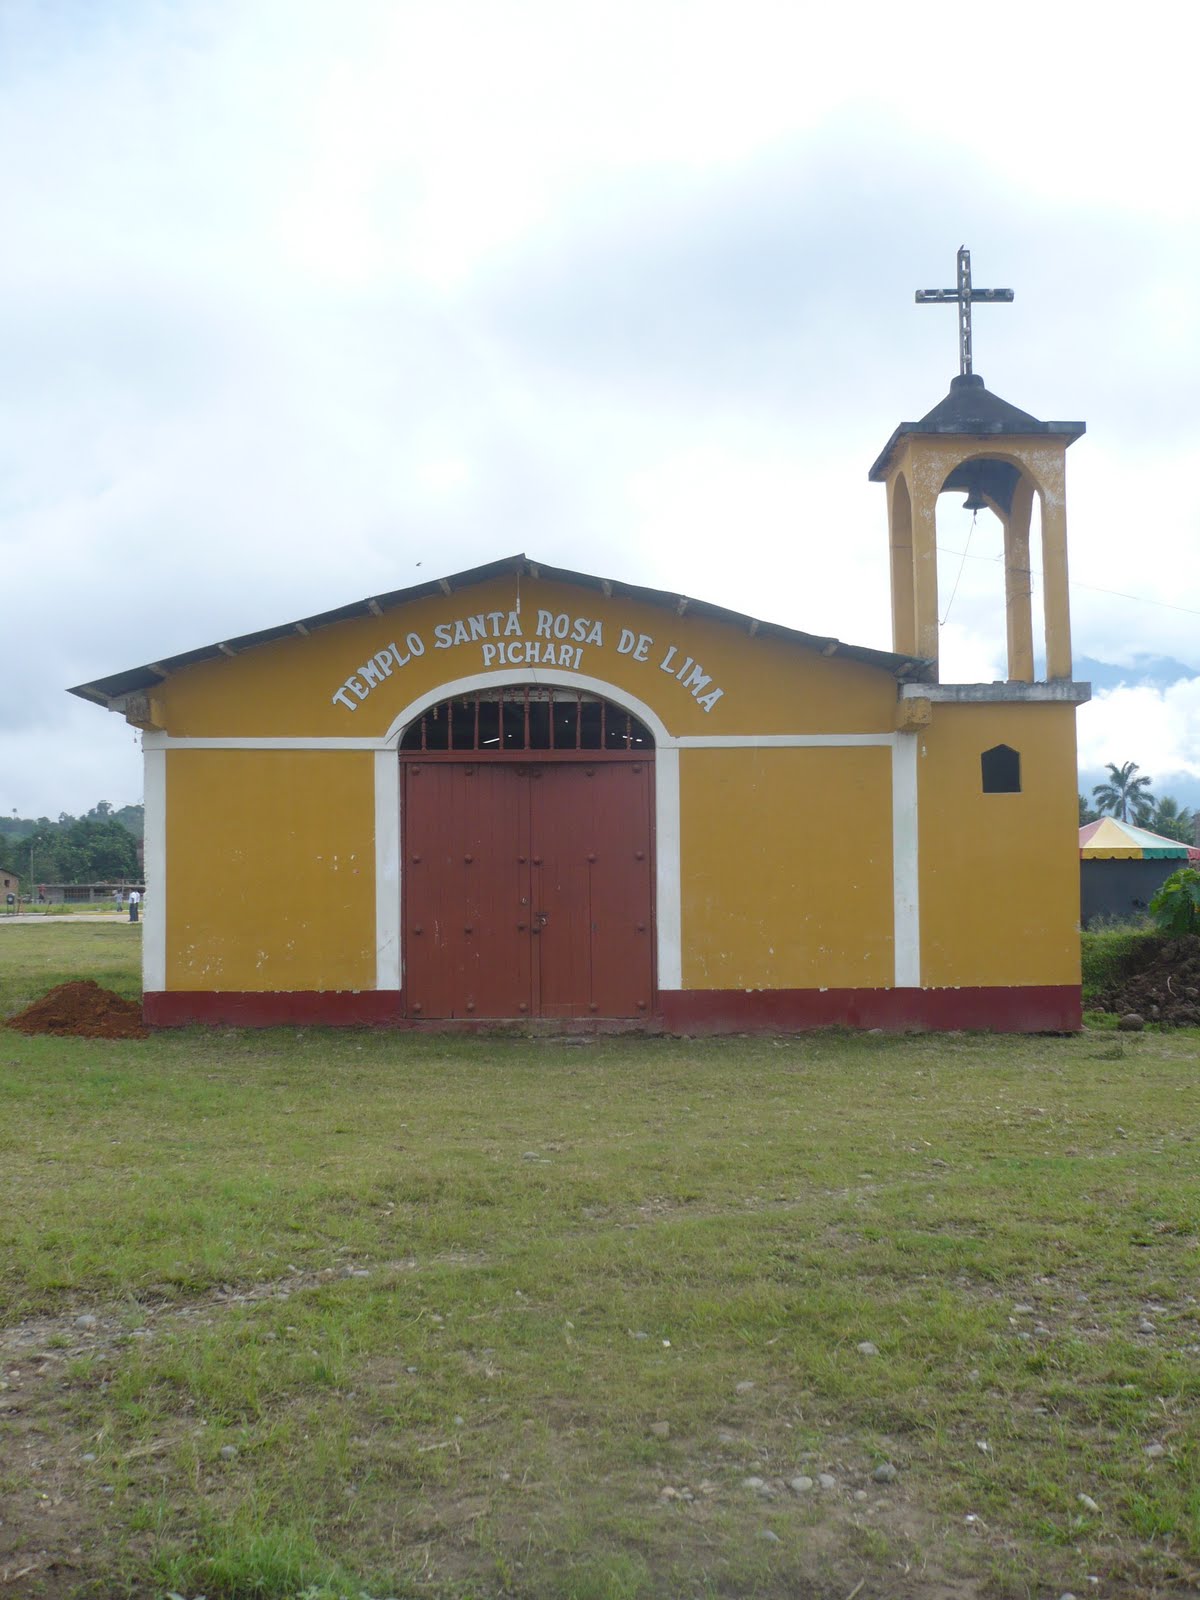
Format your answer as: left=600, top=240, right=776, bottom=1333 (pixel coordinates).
left=166, top=750, right=375, bottom=992
left=679, top=747, right=894, bottom=989
left=139, top=574, right=1082, bottom=1004
left=148, top=576, right=899, bottom=740
left=917, top=704, right=1080, bottom=987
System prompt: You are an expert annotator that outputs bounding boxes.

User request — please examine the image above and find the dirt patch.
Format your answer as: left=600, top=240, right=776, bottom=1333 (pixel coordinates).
left=1097, top=935, right=1200, bottom=1026
left=0, top=1262, right=397, bottom=1597
left=0, top=1266, right=980, bottom=1600
left=5, top=980, right=147, bottom=1040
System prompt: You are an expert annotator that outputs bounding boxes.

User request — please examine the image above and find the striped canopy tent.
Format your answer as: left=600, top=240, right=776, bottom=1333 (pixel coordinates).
left=1079, top=818, right=1193, bottom=860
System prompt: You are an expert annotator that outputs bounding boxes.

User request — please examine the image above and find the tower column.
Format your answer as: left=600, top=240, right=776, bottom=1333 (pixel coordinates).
left=1039, top=459, right=1072, bottom=680
left=1003, top=476, right=1035, bottom=683
left=888, top=473, right=916, bottom=656
left=909, top=470, right=940, bottom=674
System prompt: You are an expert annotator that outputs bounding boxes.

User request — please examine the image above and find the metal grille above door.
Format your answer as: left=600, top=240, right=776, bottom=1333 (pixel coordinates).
left=400, top=686, right=653, bottom=753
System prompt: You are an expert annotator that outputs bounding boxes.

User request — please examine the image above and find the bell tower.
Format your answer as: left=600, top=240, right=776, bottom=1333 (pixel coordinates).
left=870, top=248, right=1085, bottom=683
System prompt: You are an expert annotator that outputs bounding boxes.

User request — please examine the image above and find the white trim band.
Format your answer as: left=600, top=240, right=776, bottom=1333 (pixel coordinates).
left=142, top=726, right=900, bottom=756
left=374, top=751, right=401, bottom=991
left=142, top=744, right=167, bottom=991
left=891, top=732, right=921, bottom=988
left=675, top=732, right=895, bottom=748
left=142, top=734, right=388, bottom=750
left=655, top=746, right=682, bottom=989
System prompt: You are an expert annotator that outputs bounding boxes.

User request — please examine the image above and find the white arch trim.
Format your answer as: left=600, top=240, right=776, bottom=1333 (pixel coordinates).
left=379, top=668, right=681, bottom=991
left=142, top=746, right=167, bottom=992
left=379, top=669, right=676, bottom=750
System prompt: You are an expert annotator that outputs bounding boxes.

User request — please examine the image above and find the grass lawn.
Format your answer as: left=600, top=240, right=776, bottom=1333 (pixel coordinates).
left=1, top=927, right=1197, bottom=1600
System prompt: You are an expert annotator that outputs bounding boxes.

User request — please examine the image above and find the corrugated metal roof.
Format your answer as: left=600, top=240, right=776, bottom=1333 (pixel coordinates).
left=69, top=553, right=930, bottom=706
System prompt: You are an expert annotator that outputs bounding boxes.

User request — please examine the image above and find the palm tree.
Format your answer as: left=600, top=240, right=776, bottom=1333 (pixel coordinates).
left=1149, top=795, right=1195, bottom=844
left=1092, top=761, right=1156, bottom=824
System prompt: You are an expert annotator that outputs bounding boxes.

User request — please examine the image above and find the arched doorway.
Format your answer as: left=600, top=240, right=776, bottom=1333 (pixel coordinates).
left=399, top=685, right=655, bottom=1021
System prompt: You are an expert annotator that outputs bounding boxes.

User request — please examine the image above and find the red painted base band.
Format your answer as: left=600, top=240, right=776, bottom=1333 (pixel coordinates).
left=658, top=986, right=1082, bottom=1033
left=143, top=986, right=1082, bottom=1033
left=143, top=991, right=404, bottom=1028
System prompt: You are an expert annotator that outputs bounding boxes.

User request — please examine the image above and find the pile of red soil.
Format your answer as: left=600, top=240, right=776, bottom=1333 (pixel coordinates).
left=5, top=979, right=149, bottom=1040
left=1097, top=934, right=1200, bottom=1026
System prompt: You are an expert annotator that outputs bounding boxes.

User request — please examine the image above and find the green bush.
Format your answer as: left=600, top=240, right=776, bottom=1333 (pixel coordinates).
left=1080, top=925, right=1158, bottom=1001
left=1149, top=867, right=1200, bottom=938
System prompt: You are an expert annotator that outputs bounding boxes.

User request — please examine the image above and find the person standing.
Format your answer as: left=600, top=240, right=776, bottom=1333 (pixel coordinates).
left=128, top=888, right=141, bottom=923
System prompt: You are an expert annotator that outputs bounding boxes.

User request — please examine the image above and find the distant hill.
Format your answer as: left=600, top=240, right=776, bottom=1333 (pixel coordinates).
left=0, top=803, right=143, bottom=845
left=1074, top=653, right=1198, bottom=693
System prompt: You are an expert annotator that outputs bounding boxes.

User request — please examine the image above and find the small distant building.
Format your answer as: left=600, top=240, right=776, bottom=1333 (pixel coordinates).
left=1080, top=819, right=1191, bottom=926
left=1, top=867, right=19, bottom=901
left=38, top=882, right=145, bottom=905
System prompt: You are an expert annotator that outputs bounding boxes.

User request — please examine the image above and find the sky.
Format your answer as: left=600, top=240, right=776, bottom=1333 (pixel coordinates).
left=2, top=0, right=1199, bottom=821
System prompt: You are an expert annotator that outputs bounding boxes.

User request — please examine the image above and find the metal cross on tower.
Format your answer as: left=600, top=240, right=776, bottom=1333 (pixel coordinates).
left=915, top=247, right=1013, bottom=376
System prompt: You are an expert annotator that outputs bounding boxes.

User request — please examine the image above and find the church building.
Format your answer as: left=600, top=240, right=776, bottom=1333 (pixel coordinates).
left=73, top=255, right=1089, bottom=1032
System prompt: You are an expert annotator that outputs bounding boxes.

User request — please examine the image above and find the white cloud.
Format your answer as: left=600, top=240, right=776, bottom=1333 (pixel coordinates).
left=1078, top=680, right=1200, bottom=785
left=2, top=0, right=1199, bottom=816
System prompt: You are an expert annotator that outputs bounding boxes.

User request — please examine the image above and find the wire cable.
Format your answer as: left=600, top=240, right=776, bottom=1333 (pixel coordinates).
left=938, top=514, right=977, bottom=626
left=935, top=546, right=1200, bottom=621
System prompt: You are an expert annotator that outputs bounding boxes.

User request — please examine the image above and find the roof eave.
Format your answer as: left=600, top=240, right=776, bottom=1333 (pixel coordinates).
left=69, top=553, right=929, bottom=706
left=869, top=419, right=1087, bottom=483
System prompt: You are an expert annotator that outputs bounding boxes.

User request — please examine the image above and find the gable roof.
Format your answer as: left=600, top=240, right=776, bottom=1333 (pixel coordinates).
left=69, top=553, right=930, bottom=707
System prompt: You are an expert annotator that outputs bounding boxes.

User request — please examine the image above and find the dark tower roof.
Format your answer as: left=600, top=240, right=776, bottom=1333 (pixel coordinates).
left=869, top=373, right=1086, bottom=483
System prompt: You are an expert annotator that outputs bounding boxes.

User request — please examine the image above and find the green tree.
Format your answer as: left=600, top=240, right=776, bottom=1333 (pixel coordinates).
left=1092, top=761, right=1156, bottom=824
left=69, top=818, right=139, bottom=879
left=1079, top=793, right=1100, bottom=825
left=1149, top=796, right=1194, bottom=844
left=3, top=803, right=143, bottom=883
left=112, top=803, right=144, bottom=840
left=20, top=816, right=139, bottom=884
left=1149, top=868, right=1200, bottom=937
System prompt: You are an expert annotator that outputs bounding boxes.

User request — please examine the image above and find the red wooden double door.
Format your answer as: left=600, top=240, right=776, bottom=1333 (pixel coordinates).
left=402, top=757, right=655, bottom=1020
